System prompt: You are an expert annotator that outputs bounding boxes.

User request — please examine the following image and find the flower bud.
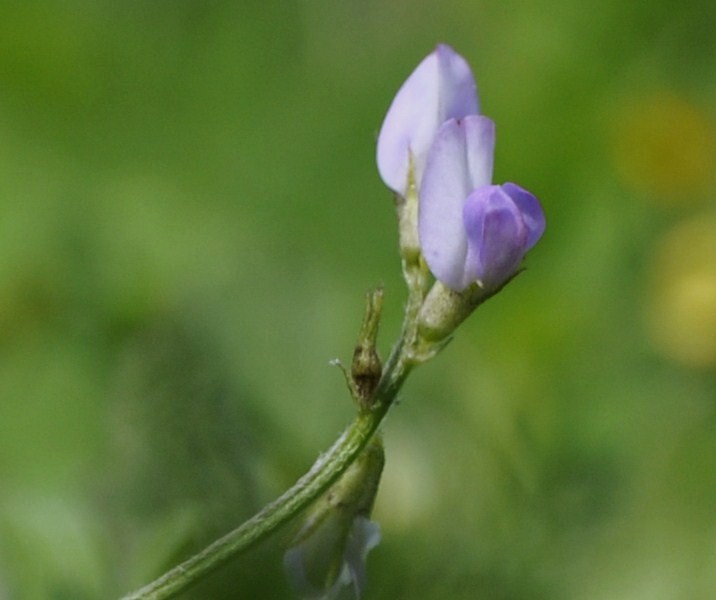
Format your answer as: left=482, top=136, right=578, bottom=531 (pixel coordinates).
left=419, top=116, right=545, bottom=293
left=351, top=289, right=383, bottom=409
left=284, top=439, right=385, bottom=599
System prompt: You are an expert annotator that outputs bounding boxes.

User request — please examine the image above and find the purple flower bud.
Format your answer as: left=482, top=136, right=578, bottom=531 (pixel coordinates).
left=376, top=44, right=479, bottom=197
left=419, top=116, right=545, bottom=291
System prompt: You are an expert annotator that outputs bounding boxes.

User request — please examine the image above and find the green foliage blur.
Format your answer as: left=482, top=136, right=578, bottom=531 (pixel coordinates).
left=1, top=1, right=715, bottom=598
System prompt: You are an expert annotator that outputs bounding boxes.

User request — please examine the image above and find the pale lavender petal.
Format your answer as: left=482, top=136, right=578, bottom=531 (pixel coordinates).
left=376, top=44, right=478, bottom=196
left=419, top=116, right=496, bottom=291
left=462, top=186, right=528, bottom=290
left=501, top=182, right=545, bottom=250
left=434, top=44, right=480, bottom=122
left=419, top=119, right=472, bottom=290
left=462, top=115, right=496, bottom=190
left=343, top=518, right=381, bottom=599
left=283, top=510, right=351, bottom=598
left=283, top=545, right=320, bottom=598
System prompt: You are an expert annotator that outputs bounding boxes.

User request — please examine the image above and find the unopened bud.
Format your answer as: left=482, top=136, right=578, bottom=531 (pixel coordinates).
left=284, top=438, right=385, bottom=599
left=351, top=288, right=384, bottom=408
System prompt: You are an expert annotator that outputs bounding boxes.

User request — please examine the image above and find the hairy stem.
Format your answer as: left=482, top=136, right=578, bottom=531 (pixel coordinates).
left=121, top=314, right=419, bottom=600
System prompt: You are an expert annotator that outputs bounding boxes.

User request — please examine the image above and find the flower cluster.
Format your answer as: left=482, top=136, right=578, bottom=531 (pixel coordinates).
left=377, top=44, right=545, bottom=293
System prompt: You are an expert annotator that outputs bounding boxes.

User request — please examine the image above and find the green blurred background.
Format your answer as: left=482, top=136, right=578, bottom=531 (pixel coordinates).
left=1, top=1, right=715, bottom=598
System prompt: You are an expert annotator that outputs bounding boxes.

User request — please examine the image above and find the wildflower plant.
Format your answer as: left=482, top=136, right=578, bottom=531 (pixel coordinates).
left=122, top=43, right=545, bottom=600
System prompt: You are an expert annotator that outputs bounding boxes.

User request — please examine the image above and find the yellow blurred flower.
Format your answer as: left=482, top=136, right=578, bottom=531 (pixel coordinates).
left=611, top=92, right=715, bottom=204
left=646, top=216, right=716, bottom=367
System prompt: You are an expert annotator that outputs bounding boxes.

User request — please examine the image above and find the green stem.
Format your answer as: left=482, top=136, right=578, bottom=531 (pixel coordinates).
left=121, top=321, right=417, bottom=600
left=122, top=221, right=435, bottom=600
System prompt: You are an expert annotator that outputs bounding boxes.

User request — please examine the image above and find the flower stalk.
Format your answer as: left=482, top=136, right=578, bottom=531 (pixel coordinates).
left=121, top=42, right=545, bottom=600
left=121, top=290, right=423, bottom=600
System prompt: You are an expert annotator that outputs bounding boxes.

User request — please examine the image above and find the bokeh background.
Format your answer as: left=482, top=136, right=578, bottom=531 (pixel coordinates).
left=1, top=1, right=715, bottom=599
